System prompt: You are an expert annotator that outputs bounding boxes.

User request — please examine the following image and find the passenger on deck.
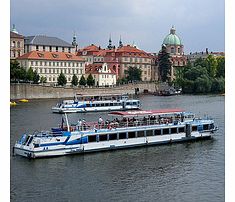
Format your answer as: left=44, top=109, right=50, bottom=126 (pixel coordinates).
left=98, top=117, right=103, bottom=129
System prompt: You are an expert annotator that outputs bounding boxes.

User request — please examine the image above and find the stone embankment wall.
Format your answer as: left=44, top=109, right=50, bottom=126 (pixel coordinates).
left=10, top=83, right=156, bottom=100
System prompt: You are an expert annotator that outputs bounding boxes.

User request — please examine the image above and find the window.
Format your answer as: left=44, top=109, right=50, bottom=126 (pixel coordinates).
left=36, top=45, right=39, bottom=51
left=171, top=47, right=174, bottom=53
left=154, top=129, right=161, bottom=135
left=49, top=46, right=52, bottom=52
left=88, top=135, right=97, bottom=142
left=68, top=48, right=71, bottom=53
left=146, top=130, right=153, bottom=136
left=62, top=47, right=64, bottom=52
left=179, top=127, right=185, bottom=133
left=137, top=131, right=145, bottom=137
left=99, top=134, right=108, bottom=141
left=128, top=132, right=136, bottom=138
left=17, top=41, right=20, bottom=48
left=109, top=133, right=117, bottom=140
left=163, top=128, right=169, bottom=135
left=119, top=133, right=126, bottom=139
left=171, top=127, right=177, bottom=134
left=43, top=46, right=45, bottom=51
left=56, top=46, right=58, bottom=52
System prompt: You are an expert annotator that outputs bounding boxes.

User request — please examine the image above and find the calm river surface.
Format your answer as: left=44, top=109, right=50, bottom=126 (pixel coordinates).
left=10, top=95, right=225, bottom=202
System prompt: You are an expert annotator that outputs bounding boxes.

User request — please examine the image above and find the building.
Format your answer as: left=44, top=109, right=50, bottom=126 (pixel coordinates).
left=17, top=51, right=85, bottom=84
left=24, top=35, right=76, bottom=54
left=85, top=63, right=117, bottom=87
left=160, top=26, right=187, bottom=80
left=77, top=44, right=102, bottom=64
left=187, top=48, right=225, bottom=63
left=10, top=24, right=24, bottom=59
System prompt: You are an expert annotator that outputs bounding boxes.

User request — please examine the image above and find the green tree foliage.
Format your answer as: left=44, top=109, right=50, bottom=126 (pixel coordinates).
left=86, top=74, right=95, bottom=86
left=57, top=72, right=67, bottom=86
left=33, top=70, right=40, bottom=84
left=40, top=76, right=47, bottom=83
left=79, top=75, right=87, bottom=86
left=71, top=74, right=78, bottom=86
left=124, top=66, right=142, bottom=82
left=26, top=67, right=34, bottom=82
left=158, top=45, right=172, bottom=82
left=173, top=55, right=225, bottom=94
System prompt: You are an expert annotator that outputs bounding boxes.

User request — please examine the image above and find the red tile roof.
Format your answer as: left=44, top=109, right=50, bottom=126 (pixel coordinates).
left=85, top=63, right=116, bottom=75
left=17, top=51, right=85, bottom=61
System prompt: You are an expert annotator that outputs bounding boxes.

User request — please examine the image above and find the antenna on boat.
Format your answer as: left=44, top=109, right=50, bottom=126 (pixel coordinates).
left=64, top=113, right=70, bottom=132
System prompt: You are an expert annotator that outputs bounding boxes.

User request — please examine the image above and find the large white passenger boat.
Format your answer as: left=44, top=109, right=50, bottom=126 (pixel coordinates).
left=13, top=109, right=218, bottom=158
left=52, top=94, right=141, bottom=113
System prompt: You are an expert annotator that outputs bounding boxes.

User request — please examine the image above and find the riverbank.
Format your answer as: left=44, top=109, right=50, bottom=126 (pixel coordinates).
left=10, top=83, right=156, bottom=100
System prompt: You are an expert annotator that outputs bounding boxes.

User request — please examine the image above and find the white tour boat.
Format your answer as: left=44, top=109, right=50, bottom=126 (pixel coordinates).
left=51, top=94, right=141, bottom=113
left=13, top=109, right=218, bottom=159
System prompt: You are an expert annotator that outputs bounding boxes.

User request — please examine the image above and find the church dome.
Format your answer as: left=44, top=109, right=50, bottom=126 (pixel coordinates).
left=163, top=26, right=182, bottom=46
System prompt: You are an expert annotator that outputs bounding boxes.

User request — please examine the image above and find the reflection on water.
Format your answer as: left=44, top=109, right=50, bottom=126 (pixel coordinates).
left=10, top=95, right=224, bottom=202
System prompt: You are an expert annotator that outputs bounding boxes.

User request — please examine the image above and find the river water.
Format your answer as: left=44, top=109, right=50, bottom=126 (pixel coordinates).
left=10, top=95, right=225, bottom=202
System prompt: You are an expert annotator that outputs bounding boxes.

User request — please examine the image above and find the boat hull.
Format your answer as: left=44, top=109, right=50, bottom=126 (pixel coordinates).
left=13, top=131, right=213, bottom=159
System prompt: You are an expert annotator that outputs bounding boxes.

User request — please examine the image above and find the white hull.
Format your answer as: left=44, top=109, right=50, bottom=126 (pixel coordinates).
left=13, top=131, right=213, bottom=158
left=52, top=105, right=139, bottom=113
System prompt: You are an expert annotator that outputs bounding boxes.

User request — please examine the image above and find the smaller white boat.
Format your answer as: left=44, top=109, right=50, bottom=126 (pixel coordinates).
left=52, top=94, right=141, bottom=113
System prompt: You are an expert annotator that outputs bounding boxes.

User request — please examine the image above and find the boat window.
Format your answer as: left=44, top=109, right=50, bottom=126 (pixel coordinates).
left=101, top=103, right=105, bottom=107
left=171, top=127, right=177, bottom=134
left=192, top=126, right=197, bottom=131
left=92, top=103, right=96, bottom=107
left=179, top=127, right=185, bottom=133
left=163, top=128, right=169, bottom=135
left=105, top=103, right=109, bottom=106
left=209, top=123, right=214, bottom=129
left=203, top=124, right=209, bottom=130
left=119, top=132, right=127, bottom=139
left=110, top=103, right=114, bottom=106
left=26, top=136, right=33, bottom=146
left=23, top=135, right=30, bottom=145
left=128, top=131, right=136, bottom=138
left=109, top=133, right=117, bottom=140
left=126, top=102, right=130, bottom=105
left=146, top=130, right=153, bottom=136
left=137, top=130, right=145, bottom=137
left=99, top=134, right=108, bottom=141
left=154, top=129, right=161, bottom=135
left=88, top=135, right=97, bottom=142
left=133, top=102, right=137, bottom=105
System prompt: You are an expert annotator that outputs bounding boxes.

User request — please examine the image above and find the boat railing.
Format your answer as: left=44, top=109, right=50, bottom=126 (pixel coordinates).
left=64, top=118, right=180, bottom=132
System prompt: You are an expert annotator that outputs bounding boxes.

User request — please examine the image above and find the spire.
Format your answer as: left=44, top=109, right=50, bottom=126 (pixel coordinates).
left=118, top=35, right=123, bottom=48
left=107, top=33, right=113, bottom=50
left=72, top=31, right=78, bottom=51
left=170, top=25, right=176, bottom=34
left=11, top=24, right=18, bottom=34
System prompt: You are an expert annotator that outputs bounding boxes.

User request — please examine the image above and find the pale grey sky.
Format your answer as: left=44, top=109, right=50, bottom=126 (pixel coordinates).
left=10, top=0, right=225, bottom=54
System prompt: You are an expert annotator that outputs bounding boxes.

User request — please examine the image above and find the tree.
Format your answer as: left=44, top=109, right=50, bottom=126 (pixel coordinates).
left=87, top=74, right=95, bottom=86
left=124, top=66, right=142, bottom=82
left=79, top=75, right=86, bottom=86
left=40, top=76, right=47, bottom=83
left=10, top=60, right=21, bottom=81
left=57, top=72, right=67, bottom=86
left=26, top=67, right=34, bottom=82
left=71, top=74, right=78, bottom=86
left=158, top=45, right=172, bottom=82
left=33, top=70, right=40, bottom=84
left=216, top=56, right=225, bottom=78
left=206, top=55, right=217, bottom=78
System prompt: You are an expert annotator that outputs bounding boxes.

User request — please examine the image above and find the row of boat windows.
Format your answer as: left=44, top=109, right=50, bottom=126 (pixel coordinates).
left=77, top=102, right=139, bottom=107
left=87, top=124, right=212, bottom=143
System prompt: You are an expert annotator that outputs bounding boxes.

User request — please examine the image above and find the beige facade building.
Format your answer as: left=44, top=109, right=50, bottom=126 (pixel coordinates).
left=10, top=25, right=24, bottom=59
left=17, top=51, right=85, bottom=84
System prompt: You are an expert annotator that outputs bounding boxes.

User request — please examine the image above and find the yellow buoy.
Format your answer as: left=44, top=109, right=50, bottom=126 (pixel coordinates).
left=10, top=101, right=17, bottom=106
left=19, top=99, right=29, bottom=103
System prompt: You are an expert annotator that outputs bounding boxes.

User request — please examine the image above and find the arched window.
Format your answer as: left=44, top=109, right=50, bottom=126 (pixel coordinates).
left=171, top=47, right=174, bottom=53
left=178, top=47, right=181, bottom=53
left=17, top=41, right=20, bottom=48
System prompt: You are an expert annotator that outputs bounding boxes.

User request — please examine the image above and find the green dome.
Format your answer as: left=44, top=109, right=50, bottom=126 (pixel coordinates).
left=163, top=27, right=182, bottom=45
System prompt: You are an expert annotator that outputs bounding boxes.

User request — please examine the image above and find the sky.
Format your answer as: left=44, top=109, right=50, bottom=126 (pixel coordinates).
left=10, top=0, right=225, bottom=54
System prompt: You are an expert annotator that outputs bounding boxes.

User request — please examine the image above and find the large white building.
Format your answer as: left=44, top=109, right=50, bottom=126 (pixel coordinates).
left=17, top=51, right=85, bottom=84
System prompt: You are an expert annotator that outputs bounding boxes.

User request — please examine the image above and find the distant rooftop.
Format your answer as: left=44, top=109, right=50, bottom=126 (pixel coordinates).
left=24, top=35, right=74, bottom=48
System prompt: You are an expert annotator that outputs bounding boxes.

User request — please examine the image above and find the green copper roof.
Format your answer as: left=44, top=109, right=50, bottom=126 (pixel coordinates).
left=163, top=26, right=182, bottom=45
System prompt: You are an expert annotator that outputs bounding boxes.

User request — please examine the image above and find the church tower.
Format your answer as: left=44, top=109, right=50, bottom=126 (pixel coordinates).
left=107, top=34, right=113, bottom=50
left=72, top=32, right=78, bottom=51
left=118, top=35, right=123, bottom=48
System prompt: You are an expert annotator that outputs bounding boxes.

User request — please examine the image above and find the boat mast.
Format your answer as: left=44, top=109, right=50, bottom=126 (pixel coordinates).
left=64, top=113, right=70, bottom=132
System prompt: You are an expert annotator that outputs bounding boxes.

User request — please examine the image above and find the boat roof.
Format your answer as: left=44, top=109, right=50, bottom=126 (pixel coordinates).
left=109, top=109, right=184, bottom=117
left=75, top=93, right=129, bottom=97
